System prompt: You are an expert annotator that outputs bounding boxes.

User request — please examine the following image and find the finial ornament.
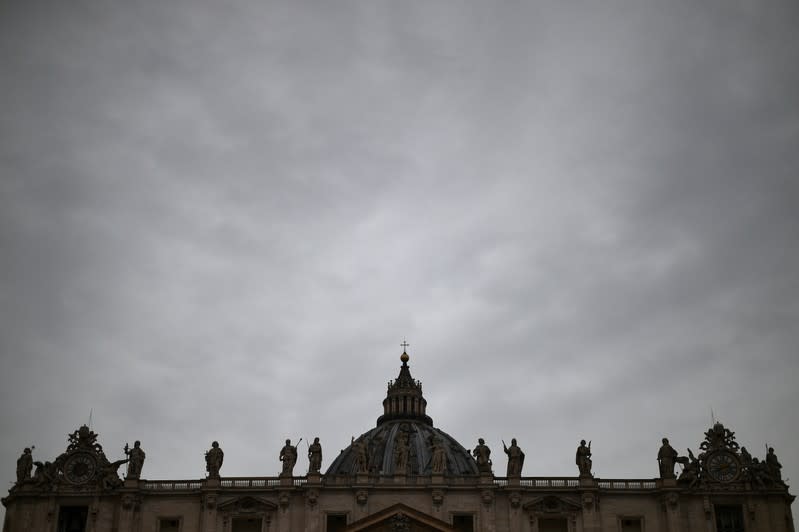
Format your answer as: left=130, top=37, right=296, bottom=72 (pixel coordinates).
left=400, top=340, right=410, bottom=363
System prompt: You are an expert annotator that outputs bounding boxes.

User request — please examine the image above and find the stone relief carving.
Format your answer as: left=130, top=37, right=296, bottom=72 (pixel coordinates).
left=394, top=432, right=410, bottom=475
left=203, top=493, right=217, bottom=510
left=278, top=491, right=291, bottom=508
left=353, top=438, right=370, bottom=474
left=306, top=488, right=319, bottom=506
left=121, top=493, right=141, bottom=511
left=430, top=436, right=447, bottom=475
left=390, top=513, right=410, bottom=532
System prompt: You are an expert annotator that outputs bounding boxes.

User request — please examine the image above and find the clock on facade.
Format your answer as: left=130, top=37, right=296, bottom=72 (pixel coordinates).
left=706, top=450, right=741, bottom=482
left=63, top=452, right=98, bottom=485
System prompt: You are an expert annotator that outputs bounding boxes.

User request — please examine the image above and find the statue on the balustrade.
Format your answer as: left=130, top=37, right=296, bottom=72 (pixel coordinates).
left=430, top=436, right=447, bottom=474
left=394, top=432, right=410, bottom=474
left=749, top=458, right=769, bottom=489
left=740, top=446, right=753, bottom=467
left=576, top=440, right=592, bottom=477
left=473, top=438, right=492, bottom=474
left=205, top=441, right=224, bottom=479
left=308, top=437, right=323, bottom=474
left=124, top=440, right=146, bottom=479
left=32, top=460, right=59, bottom=490
left=677, top=448, right=700, bottom=489
left=98, top=458, right=128, bottom=490
left=280, top=439, right=299, bottom=477
left=657, top=438, right=678, bottom=479
left=503, top=438, right=525, bottom=477
left=16, top=447, right=33, bottom=484
left=766, top=447, right=783, bottom=483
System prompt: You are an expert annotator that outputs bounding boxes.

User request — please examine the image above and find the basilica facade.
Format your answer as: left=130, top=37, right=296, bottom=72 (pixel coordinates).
left=3, top=351, right=795, bottom=532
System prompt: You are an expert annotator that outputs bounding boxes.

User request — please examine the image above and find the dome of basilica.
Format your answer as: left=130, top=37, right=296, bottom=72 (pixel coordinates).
left=325, top=352, right=480, bottom=477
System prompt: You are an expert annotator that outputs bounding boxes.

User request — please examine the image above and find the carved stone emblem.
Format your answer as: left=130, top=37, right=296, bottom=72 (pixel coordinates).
left=390, top=513, right=411, bottom=532
left=306, top=488, right=319, bottom=506
left=121, top=494, right=141, bottom=511
left=203, top=494, right=217, bottom=510
left=278, top=491, right=291, bottom=508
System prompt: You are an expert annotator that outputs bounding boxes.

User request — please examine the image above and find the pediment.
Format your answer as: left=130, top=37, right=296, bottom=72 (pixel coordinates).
left=347, top=503, right=455, bottom=532
left=523, top=495, right=581, bottom=514
left=218, top=496, right=277, bottom=514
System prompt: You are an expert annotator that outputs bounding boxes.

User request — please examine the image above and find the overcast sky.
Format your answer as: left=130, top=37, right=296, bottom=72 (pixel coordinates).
left=1, top=0, right=798, bottom=524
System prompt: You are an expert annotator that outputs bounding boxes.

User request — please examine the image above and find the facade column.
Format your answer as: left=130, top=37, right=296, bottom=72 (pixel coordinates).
left=118, top=491, right=142, bottom=532
left=506, top=488, right=522, bottom=532
left=276, top=482, right=293, bottom=532
left=304, top=475, right=322, bottom=532
left=661, top=490, right=681, bottom=532
left=201, top=480, right=220, bottom=532
left=578, top=483, right=600, bottom=532
left=478, top=474, right=496, bottom=532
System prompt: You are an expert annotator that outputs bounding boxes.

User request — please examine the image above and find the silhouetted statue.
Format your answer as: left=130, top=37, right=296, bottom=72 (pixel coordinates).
left=124, top=441, right=145, bottom=479
left=677, top=448, right=700, bottom=489
left=308, top=437, right=323, bottom=474
left=766, top=447, right=783, bottom=482
left=503, top=438, right=525, bottom=477
left=98, top=458, right=127, bottom=490
left=473, top=438, right=492, bottom=474
left=280, top=439, right=298, bottom=477
left=750, top=458, right=769, bottom=489
left=576, top=440, right=592, bottom=477
left=205, top=441, right=224, bottom=479
left=740, top=446, right=753, bottom=467
left=16, top=448, right=33, bottom=484
left=657, top=438, right=678, bottom=479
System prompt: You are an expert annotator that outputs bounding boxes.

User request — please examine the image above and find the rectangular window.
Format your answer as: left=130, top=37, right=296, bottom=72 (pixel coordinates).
left=159, top=517, right=181, bottom=532
left=327, top=513, right=347, bottom=532
left=715, top=505, right=744, bottom=532
left=233, top=517, right=263, bottom=532
left=57, top=506, right=88, bottom=532
left=453, top=514, right=474, bottom=532
left=538, top=518, right=568, bottom=532
left=620, top=517, right=643, bottom=532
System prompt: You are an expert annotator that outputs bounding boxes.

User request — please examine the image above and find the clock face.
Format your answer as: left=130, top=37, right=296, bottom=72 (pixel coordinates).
left=706, top=451, right=740, bottom=482
left=63, top=452, right=97, bottom=485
